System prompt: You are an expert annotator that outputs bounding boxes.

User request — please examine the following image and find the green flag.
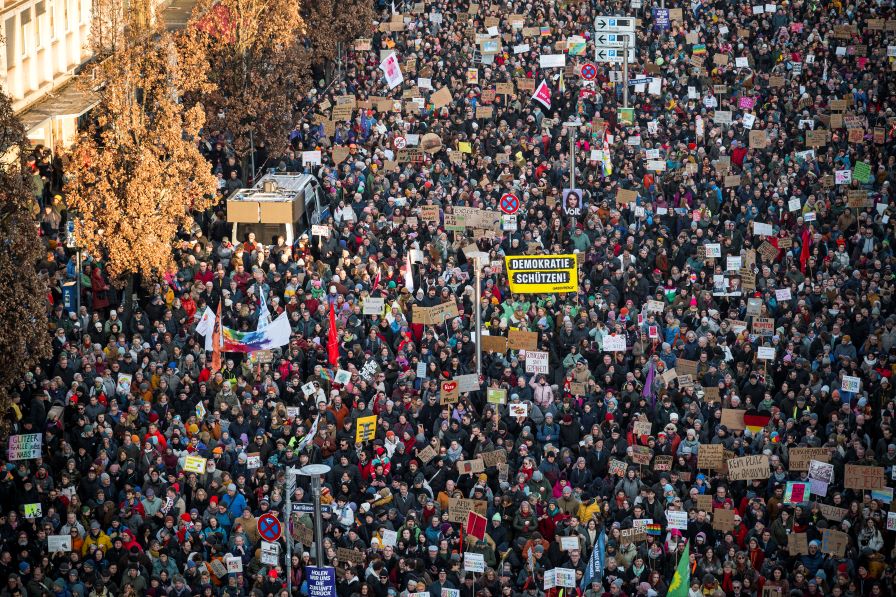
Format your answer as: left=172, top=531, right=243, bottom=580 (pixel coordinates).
left=667, top=541, right=690, bottom=597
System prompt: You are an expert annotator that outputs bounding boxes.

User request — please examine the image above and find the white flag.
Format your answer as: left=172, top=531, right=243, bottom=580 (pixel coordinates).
left=404, top=253, right=415, bottom=293
left=195, top=307, right=216, bottom=352
left=380, top=53, right=405, bottom=90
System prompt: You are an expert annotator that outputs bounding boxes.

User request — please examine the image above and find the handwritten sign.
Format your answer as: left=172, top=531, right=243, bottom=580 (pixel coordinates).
left=727, top=455, right=769, bottom=481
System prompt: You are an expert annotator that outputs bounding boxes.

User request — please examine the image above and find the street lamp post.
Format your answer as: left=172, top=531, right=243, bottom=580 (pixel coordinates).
left=299, top=464, right=331, bottom=567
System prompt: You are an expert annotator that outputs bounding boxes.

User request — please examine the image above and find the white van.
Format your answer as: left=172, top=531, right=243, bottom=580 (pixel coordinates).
left=226, top=173, right=328, bottom=246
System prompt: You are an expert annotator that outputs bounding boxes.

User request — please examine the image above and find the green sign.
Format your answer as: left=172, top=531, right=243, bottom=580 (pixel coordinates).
left=853, top=161, right=872, bottom=184
left=487, top=388, right=507, bottom=404
left=619, top=108, right=635, bottom=125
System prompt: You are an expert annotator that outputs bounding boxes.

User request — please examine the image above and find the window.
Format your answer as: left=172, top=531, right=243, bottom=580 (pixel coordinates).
left=35, top=1, right=44, bottom=46
left=5, top=16, right=16, bottom=66
left=21, top=8, right=32, bottom=56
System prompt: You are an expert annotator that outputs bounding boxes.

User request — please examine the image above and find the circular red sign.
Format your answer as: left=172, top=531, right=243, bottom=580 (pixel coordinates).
left=257, top=513, right=282, bottom=542
left=393, top=136, right=407, bottom=149
left=580, top=63, right=598, bottom=81
left=500, top=193, right=520, bottom=215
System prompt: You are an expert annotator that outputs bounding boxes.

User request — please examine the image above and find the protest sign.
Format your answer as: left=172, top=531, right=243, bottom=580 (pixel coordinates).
left=456, top=458, right=485, bottom=475
left=507, top=329, right=539, bottom=351
left=726, top=455, right=769, bottom=480
left=504, top=255, right=578, bottom=294
left=720, top=409, right=746, bottom=430
left=448, top=498, right=488, bottom=523
left=789, top=448, right=831, bottom=471
left=712, top=509, right=735, bottom=531
left=8, top=434, right=42, bottom=460
left=48, top=535, right=72, bottom=552
left=698, top=444, right=725, bottom=469
left=480, top=449, right=507, bottom=468
left=184, top=455, right=207, bottom=474
left=844, top=464, right=886, bottom=490
left=525, top=351, right=549, bottom=373
left=440, top=380, right=459, bottom=404
left=355, top=415, right=378, bottom=443
left=821, top=529, right=849, bottom=557
left=788, top=533, right=809, bottom=556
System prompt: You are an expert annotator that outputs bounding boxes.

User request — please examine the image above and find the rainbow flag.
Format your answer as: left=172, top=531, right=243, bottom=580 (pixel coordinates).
left=222, top=312, right=292, bottom=353
left=646, top=523, right=662, bottom=536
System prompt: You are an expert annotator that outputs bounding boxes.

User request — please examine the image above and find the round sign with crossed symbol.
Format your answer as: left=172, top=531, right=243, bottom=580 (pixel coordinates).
left=580, top=63, right=598, bottom=81
left=393, top=136, right=407, bottom=150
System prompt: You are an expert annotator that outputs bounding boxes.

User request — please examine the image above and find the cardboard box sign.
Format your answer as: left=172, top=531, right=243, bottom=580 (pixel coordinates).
left=697, top=444, right=725, bottom=469
left=844, top=464, right=886, bottom=490
left=447, top=497, right=488, bottom=523
left=726, top=455, right=770, bottom=481
left=789, top=448, right=831, bottom=471
left=507, top=329, right=539, bottom=351
left=712, top=508, right=735, bottom=531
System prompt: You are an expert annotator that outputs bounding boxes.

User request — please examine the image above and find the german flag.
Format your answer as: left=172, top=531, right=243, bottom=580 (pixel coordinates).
left=744, top=410, right=771, bottom=434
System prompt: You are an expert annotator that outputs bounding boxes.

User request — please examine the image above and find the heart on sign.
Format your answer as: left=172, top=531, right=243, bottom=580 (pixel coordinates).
left=442, top=381, right=458, bottom=392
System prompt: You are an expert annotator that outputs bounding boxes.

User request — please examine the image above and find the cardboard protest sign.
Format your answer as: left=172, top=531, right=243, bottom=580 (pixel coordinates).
left=440, top=380, right=460, bottom=404
left=482, top=335, right=508, bottom=353
left=507, top=329, right=539, bottom=351
left=448, top=497, right=487, bottom=523
left=720, top=408, right=746, bottom=430
left=480, top=449, right=507, bottom=468
left=821, top=529, right=849, bottom=557
left=788, top=532, right=809, bottom=556
left=456, top=458, right=485, bottom=475
left=844, top=464, right=886, bottom=490
left=676, top=358, right=698, bottom=376
left=712, top=508, right=735, bottom=531
left=789, top=448, right=831, bottom=471
left=726, top=455, right=769, bottom=481
left=695, top=494, right=713, bottom=512
left=653, top=455, right=673, bottom=471
left=632, top=446, right=653, bottom=465
left=698, top=444, right=725, bottom=469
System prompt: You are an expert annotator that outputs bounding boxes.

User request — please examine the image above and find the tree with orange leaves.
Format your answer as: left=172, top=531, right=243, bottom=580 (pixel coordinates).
left=181, top=0, right=311, bottom=159
left=0, top=89, right=51, bottom=418
left=64, top=11, right=218, bottom=288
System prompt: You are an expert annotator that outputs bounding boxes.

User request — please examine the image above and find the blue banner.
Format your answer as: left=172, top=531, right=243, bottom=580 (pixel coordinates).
left=581, top=529, right=606, bottom=588
left=307, top=566, right=337, bottom=597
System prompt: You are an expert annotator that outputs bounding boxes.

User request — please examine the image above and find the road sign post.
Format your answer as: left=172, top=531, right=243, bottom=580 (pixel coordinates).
left=500, top=193, right=520, bottom=215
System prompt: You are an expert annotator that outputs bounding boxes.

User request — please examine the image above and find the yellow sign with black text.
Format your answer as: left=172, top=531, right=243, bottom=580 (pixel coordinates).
left=504, top=254, right=578, bottom=294
left=355, top=415, right=378, bottom=443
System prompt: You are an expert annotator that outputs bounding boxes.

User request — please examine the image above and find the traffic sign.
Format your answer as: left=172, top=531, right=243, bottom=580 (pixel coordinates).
left=594, top=32, right=635, bottom=47
left=257, top=513, right=282, bottom=542
left=500, top=193, right=520, bottom=215
left=291, top=503, right=333, bottom=514
left=580, top=63, right=598, bottom=81
left=394, top=136, right=407, bottom=150
left=594, top=16, right=635, bottom=32
left=629, top=77, right=653, bottom=85
left=595, top=48, right=636, bottom=63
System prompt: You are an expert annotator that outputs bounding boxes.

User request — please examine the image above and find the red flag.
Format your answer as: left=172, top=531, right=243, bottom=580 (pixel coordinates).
left=465, top=511, right=488, bottom=541
left=532, top=79, right=552, bottom=109
left=327, top=302, right=339, bottom=367
left=799, top=228, right=811, bottom=273
left=211, top=301, right=222, bottom=372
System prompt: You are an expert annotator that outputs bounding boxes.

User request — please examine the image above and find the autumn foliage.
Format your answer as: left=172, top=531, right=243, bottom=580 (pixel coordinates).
left=64, top=17, right=218, bottom=284
left=181, top=0, right=311, bottom=157
left=0, top=90, right=51, bottom=414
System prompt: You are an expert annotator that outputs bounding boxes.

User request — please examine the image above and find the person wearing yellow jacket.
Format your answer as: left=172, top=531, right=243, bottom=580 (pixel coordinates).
left=81, top=520, right=112, bottom=555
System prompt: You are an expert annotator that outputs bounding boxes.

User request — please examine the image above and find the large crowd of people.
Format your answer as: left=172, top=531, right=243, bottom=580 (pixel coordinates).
left=8, top=0, right=896, bottom=596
